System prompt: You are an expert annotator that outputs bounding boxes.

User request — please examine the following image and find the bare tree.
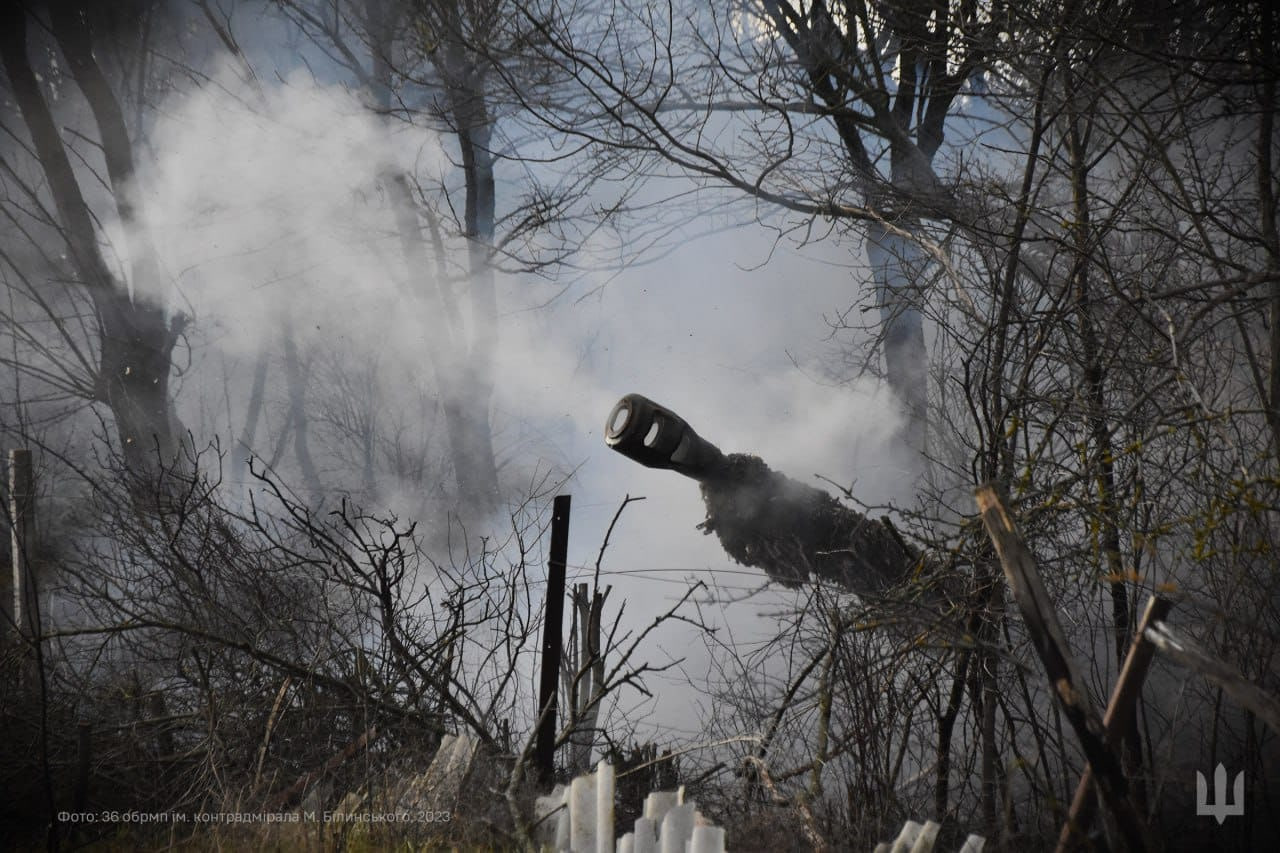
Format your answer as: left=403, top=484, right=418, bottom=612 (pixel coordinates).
left=517, top=1, right=1280, bottom=848
left=1, top=3, right=188, bottom=483
left=500, top=0, right=1011, bottom=461
left=269, top=0, right=607, bottom=515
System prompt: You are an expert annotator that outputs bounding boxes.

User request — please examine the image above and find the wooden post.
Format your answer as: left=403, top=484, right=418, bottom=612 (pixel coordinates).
left=567, top=582, right=588, bottom=771
left=567, top=582, right=608, bottom=773
left=1, top=455, right=11, bottom=636
left=1057, top=595, right=1173, bottom=851
left=9, top=448, right=35, bottom=641
left=975, top=484, right=1149, bottom=851
left=536, top=494, right=571, bottom=785
left=586, top=587, right=605, bottom=733
left=150, top=691, right=175, bottom=757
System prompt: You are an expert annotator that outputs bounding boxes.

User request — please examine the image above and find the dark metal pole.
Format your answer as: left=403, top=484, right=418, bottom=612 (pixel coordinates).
left=535, top=494, right=571, bottom=786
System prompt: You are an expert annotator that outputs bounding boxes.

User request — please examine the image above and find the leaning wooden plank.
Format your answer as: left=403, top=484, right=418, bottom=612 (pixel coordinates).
left=974, top=485, right=1149, bottom=852
left=1144, top=621, right=1280, bottom=734
left=957, top=835, right=986, bottom=853
left=1057, top=596, right=1173, bottom=851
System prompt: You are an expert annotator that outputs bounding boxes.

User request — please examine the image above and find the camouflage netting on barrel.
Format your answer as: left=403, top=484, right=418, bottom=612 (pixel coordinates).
left=697, top=453, right=923, bottom=594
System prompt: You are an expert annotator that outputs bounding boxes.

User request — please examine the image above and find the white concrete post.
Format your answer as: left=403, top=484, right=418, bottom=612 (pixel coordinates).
left=688, top=825, right=725, bottom=853
left=570, top=772, right=597, bottom=852
left=632, top=816, right=657, bottom=853
left=658, top=802, right=694, bottom=853
left=595, top=760, right=615, bottom=853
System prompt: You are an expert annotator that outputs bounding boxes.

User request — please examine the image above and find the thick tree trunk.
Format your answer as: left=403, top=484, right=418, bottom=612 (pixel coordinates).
left=759, top=1, right=942, bottom=464
left=448, top=54, right=501, bottom=515
left=1, top=5, right=184, bottom=483
left=280, top=322, right=323, bottom=500
left=232, top=351, right=269, bottom=486
left=1257, top=5, right=1280, bottom=458
left=366, top=3, right=500, bottom=515
left=865, top=223, right=930, bottom=457
left=96, top=291, right=185, bottom=477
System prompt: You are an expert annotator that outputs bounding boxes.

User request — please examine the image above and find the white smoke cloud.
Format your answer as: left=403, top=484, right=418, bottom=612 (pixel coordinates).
left=116, top=54, right=905, bottom=736
left=135, top=64, right=447, bottom=360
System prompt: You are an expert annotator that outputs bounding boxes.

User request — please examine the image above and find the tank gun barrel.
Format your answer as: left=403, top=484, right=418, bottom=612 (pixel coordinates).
left=603, top=393, right=933, bottom=597
left=604, top=393, right=728, bottom=481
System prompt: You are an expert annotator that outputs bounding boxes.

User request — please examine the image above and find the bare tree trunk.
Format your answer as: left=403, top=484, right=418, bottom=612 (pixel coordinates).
left=756, top=0, right=965, bottom=464
left=1, top=5, right=185, bottom=484
left=95, top=292, right=185, bottom=478
left=446, top=42, right=501, bottom=515
left=975, top=628, right=1001, bottom=840
left=232, top=351, right=269, bottom=486
left=934, top=646, right=970, bottom=820
left=865, top=223, right=930, bottom=458
left=1257, top=4, right=1280, bottom=458
left=1063, top=61, right=1143, bottom=800
left=566, top=583, right=605, bottom=773
left=366, top=1, right=500, bottom=515
left=281, top=322, right=323, bottom=499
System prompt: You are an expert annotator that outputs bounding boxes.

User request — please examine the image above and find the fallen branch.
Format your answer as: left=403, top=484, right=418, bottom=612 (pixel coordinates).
left=742, top=757, right=827, bottom=853
left=1144, top=620, right=1280, bottom=734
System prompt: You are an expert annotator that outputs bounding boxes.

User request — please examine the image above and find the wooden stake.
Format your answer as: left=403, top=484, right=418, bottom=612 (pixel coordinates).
left=1144, top=620, right=1280, bottom=734
left=1057, top=595, right=1173, bottom=851
left=974, top=484, right=1149, bottom=851
left=9, top=448, right=34, bottom=641
left=536, top=494, right=571, bottom=785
